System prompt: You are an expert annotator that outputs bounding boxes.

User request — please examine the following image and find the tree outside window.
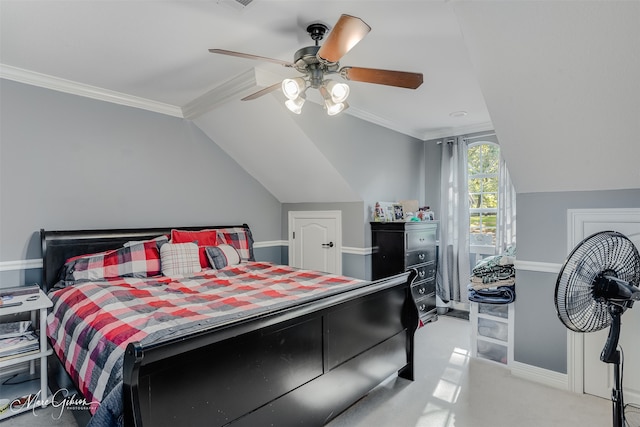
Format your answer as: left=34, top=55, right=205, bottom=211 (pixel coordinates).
left=468, top=142, right=499, bottom=244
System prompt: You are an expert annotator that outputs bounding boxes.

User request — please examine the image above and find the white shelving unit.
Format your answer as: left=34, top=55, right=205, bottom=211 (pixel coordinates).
left=0, top=289, right=53, bottom=420
left=470, top=301, right=514, bottom=366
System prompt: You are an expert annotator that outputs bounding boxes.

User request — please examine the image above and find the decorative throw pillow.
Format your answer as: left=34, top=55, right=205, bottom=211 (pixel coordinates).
left=216, top=228, right=254, bottom=261
left=160, top=242, right=201, bottom=276
left=63, top=236, right=168, bottom=282
left=171, top=229, right=220, bottom=268
left=123, top=234, right=169, bottom=248
left=205, top=244, right=241, bottom=269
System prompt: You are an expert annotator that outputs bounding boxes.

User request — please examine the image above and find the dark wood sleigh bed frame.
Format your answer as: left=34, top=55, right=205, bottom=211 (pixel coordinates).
left=40, top=224, right=419, bottom=427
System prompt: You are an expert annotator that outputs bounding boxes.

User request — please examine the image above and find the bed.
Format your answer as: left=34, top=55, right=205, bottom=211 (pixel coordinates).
left=40, top=224, right=418, bottom=426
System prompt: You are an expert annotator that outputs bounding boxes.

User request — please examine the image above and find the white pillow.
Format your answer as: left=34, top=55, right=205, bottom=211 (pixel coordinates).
left=160, top=242, right=201, bottom=276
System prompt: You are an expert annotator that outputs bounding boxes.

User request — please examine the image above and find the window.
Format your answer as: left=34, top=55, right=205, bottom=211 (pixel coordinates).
left=467, top=142, right=500, bottom=244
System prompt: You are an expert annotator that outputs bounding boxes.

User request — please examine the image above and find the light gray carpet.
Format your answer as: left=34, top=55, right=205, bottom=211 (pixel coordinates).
left=327, top=316, right=612, bottom=427
left=2, top=317, right=616, bottom=426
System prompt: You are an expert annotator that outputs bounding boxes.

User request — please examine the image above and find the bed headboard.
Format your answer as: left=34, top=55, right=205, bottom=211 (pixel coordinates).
left=40, top=224, right=251, bottom=292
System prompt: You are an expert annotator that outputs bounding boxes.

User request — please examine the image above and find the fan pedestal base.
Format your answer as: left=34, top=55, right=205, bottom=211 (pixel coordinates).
left=609, top=352, right=625, bottom=427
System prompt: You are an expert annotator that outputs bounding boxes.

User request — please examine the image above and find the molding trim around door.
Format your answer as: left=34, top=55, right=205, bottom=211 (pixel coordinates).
left=566, top=207, right=640, bottom=395
left=288, top=210, right=343, bottom=274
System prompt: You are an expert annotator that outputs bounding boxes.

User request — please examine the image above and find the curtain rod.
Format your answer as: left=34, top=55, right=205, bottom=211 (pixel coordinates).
left=435, top=132, right=496, bottom=144
left=463, top=132, right=496, bottom=141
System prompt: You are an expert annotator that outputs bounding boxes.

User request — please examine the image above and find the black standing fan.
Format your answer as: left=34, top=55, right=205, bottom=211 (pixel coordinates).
left=555, top=231, right=640, bottom=427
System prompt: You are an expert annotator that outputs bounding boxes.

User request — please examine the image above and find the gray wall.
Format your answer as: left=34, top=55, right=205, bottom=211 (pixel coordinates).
left=0, top=79, right=282, bottom=284
left=293, top=102, right=426, bottom=248
left=278, top=103, right=429, bottom=280
left=514, top=188, right=640, bottom=373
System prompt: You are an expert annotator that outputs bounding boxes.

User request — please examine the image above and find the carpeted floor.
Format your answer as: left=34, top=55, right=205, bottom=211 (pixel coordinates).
left=2, top=317, right=615, bottom=427
left=441, top=308, right=470, bottom=320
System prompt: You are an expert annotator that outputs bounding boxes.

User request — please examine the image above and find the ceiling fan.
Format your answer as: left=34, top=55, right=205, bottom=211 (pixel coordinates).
left=209, top=14, right=424, bottom=115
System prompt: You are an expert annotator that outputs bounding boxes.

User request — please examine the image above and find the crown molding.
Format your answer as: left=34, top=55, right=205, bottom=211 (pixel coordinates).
left=182, top=68, right=282, bottom=120
left=345, top=106, right=426, bottom=140
left=0, top=64, right=183, bottom=118
left=421, top=121, right=495, bottom=141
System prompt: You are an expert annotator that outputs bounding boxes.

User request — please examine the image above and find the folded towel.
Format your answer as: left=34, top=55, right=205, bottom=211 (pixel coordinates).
left=468, top=283, right=515, bottom=304
left=470, top=277, right=516, bottom=290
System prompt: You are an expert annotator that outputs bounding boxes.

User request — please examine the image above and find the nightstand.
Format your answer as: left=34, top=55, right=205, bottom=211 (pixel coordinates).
left=0, top=289, right=53, bottom=419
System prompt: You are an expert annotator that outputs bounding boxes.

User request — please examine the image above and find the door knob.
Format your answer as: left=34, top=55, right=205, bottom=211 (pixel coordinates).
left=322, top=242, right=334, bottom=248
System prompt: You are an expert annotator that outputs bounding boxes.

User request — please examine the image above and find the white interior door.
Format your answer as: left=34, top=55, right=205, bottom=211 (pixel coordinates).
left=570, top=209, right=640, bottom=405
left=288, top=211, right=342, bottom=274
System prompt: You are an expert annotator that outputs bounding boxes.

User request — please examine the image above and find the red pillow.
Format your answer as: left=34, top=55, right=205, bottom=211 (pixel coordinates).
left=171, top=229, right=221, bottom=268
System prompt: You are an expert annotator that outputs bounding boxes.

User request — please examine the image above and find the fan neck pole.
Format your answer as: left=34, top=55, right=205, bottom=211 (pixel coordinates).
left=600, top=305, right=623, bottom=364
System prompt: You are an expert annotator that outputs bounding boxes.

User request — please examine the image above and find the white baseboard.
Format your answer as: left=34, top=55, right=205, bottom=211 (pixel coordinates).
left=510, top=361, right=568, bottom=390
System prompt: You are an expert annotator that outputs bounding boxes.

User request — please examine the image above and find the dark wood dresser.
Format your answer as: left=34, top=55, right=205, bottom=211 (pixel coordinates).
left=371, top=221, right=439, bottom=326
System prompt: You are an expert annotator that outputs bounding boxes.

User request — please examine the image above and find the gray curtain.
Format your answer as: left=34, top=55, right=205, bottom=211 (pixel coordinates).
left=496, top=154, right=517, bottom=253
left=436, top=136, right=471, bottom=303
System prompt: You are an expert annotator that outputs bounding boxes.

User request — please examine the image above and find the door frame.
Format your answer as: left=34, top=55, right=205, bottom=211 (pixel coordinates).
left=567, top=208, right=640, bottom=395
left=288, top=210, right=342, bottom=274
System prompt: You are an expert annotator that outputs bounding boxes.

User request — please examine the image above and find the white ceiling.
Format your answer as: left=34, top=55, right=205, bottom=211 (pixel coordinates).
left=0, top=0, right=491, bottom=140
left=2, top=0, right=638, bottom=197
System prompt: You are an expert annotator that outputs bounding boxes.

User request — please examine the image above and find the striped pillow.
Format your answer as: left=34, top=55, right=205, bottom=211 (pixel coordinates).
left=205, top=244, right=241, bottom=269
left=216, top=228, right=254, bottom=261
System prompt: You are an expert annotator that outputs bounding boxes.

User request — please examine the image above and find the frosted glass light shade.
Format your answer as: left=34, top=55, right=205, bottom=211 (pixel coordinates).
left=282, top=77, right=306, bottom=100
left=325, top=80, right=350, bottom=103
left=285, top=95, right=305, bottom=114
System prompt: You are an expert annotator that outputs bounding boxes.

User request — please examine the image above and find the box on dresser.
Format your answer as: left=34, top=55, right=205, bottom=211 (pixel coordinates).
left=371, top=221, right=439, bottom=326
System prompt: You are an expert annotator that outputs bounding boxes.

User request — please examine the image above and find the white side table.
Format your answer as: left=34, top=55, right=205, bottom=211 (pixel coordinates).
left=0, top=289, right=53, bottom=419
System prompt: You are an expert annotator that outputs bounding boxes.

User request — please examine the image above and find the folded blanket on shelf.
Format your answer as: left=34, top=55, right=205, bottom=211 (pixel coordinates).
left=471, top=266, right=516, bottom=284
left=467, top=283, right=516, bottom=304
left=470, top=276, right=515, bottom=290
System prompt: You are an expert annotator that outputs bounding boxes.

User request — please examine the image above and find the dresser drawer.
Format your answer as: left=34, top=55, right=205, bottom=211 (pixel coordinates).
left=411, top=264, right=436, bottom=282
left=406, top=248, right=436, bottom=267
left=411, top=280, right=435, bottom=300
left=415, top=293, right=436, bottom=316
left=406, top=230, right=436, bottom=251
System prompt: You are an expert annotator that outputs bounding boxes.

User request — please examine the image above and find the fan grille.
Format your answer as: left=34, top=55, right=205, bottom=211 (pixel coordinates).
left=555, top=231, right=640, bottom=332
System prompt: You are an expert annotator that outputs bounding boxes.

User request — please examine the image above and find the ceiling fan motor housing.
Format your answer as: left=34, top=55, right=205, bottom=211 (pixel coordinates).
left=293, top=45, right=339, bottom=87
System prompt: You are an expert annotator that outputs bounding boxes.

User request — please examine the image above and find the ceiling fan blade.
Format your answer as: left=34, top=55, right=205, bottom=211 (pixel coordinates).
left=340, top=66, right=424, bottom=89
left=317, top=15, right=371, bottom=64
left=241, top=82, right=281, bottom=101
left=209, top=49, right=293, bottom=68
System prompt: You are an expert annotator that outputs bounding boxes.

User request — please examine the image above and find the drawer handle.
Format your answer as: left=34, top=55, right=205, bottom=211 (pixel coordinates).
left=419, top=304, right=426, bottom=311
left=419, top=270, right=426, bottom=278
left=418, top=253, right=425, bottom=260
left=418, top=287, right=425, bottom=295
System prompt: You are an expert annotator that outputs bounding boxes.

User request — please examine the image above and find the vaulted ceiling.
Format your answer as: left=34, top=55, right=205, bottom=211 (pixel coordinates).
left=1, top=1, right=638, bottom=198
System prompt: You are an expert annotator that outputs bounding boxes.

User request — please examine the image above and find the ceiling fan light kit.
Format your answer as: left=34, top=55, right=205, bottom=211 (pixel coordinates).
left=210, top=14, right=423, bottom=116
left=284, top=92, right=306, bottom=115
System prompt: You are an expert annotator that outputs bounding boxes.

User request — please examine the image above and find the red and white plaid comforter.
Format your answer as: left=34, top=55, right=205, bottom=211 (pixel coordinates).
left=46, top=262, right=365, bottom=414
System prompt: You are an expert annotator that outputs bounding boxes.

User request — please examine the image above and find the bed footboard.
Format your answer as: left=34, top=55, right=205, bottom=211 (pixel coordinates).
left=123, top=271, right=417, bottom=427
